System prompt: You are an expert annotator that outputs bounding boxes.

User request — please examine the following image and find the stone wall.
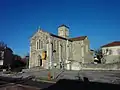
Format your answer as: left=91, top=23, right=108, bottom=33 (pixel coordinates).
left=82, top=63, right=120, bottom=70
left=104, top=55, right=120, bottom=64
left=72, top=41, right=83, bottom=62
left=69, top=61, right=120, bottom=70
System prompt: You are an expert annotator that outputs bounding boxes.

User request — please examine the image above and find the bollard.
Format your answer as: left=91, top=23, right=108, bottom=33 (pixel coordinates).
left=48, top=71, right=51, bottom=80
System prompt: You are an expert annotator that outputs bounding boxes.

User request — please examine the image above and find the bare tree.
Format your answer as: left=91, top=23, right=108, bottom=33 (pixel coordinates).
left=0, top=41, right=7, bottom=62
left=94, top=49, right=106, bottom=64
left=0, top=41, right=7, bottom=48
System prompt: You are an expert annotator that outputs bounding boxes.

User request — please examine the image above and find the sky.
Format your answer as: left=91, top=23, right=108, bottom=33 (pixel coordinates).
left=0, top=0, right=120, bottom=57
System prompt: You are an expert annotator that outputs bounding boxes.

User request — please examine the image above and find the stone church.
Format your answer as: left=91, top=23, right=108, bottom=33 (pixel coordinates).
left=29, top=25, right=93, bottom=70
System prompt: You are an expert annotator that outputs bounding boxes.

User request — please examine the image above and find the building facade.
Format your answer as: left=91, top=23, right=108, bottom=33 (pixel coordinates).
left=29, top=25, right=93, bottom=70
left=101, top=41, right=120, bottom=63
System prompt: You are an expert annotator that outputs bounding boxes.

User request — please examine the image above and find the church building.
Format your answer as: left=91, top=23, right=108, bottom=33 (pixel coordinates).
left=29, top=25, right=93, bottom=70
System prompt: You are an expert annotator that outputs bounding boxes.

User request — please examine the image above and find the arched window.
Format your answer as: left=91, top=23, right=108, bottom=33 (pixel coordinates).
left=36, top=41, right=39, bottom=50
left=53, top=40, right=56, bottom=51
left=57, top=41, right=59, bottom=52
left=41, top=41, right=43, bottom=49
left=54, top=40, right=57, bottom=52
left=39, top=39, right=40, bottom=49
left=43, top=41, right=46, bottom=49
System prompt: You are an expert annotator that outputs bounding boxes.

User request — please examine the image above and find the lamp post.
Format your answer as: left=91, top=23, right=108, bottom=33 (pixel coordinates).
left=53, top=63, right=57, bottom=79
left=52, top=50, right=56, bottom=79
left=53, top=63, right=57, bottom=68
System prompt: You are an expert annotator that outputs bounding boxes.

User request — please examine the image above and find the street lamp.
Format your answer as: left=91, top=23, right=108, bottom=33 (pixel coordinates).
left=51, top=50, right=56, bottom=79
left=53, top=63, right=57, bottom=68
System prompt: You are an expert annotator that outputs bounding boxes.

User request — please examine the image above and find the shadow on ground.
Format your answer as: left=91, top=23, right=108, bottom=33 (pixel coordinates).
left=42, top=77, right=120, bottom=90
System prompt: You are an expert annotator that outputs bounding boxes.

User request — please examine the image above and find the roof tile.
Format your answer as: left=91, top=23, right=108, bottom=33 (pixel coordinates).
left=101, top=41, right=120, bottom=47
left=69, top=36, right=87, bottom=41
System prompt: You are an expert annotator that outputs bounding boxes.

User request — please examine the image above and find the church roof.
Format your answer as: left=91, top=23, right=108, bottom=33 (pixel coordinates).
left=69, top=36, right=87, bottom=41
left=50, top=33, right=72, bottom=41
left=58, top=24, right=69, bottom=28
left=30, top=26, right=87, bottom=42
left=101, top=41, right=120, bottom=48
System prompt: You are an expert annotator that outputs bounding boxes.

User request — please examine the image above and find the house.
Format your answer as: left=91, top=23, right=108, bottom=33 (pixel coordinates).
left=101, top=41, right=120, bottom=63
left=0, top=46, right=13, bottom=69
left=29, top=24, right=93, bottom=70
left=0, top=44, right=26, bottom=71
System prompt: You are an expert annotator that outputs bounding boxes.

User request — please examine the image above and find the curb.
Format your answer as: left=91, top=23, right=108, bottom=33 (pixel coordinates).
left=36, top=79, right=56, bottom=83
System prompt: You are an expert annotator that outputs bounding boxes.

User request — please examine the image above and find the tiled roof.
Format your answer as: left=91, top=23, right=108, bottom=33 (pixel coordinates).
left=50, top=32, right=87, bottom=41
left=50, top=33, right=72, bottom=41
left=101, top=41, right=120, bottom=47
left=35, top=30, right=71, bottom=41
left=69, top=36, right=87, bottom=41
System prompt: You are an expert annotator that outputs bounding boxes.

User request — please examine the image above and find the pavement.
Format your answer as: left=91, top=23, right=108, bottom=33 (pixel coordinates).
left=22, top=69, right=120, bottom=84
left=1, top=69, right=120, bottom=84
left=0, top=76, right=54, bottom=89
left=1, top=69, right=120, bottom=90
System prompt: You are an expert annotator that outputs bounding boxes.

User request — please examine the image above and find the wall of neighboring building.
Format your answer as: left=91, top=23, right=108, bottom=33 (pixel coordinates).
left=70, top=38, right=93, bottom=70
left=3, top=48, right=13, bottom=66
left=102, top=46, right=120, bottom=63
left=72, top=37, right=93, bottom=64
left=102, top=46, right=120, bottom=55
left=83, top=38, right=94, bottom=63
left=0, top=50, right=4, bottom=66
left=72, top=40, right=84, bottom=62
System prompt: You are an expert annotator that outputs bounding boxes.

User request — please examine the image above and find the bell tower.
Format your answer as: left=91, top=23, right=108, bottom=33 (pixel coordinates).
left=58, top=24, right=69, bottom=38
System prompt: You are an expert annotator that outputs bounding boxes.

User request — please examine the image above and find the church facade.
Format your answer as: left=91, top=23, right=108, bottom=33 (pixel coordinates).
left=29, top=25, right=93, bottom=70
